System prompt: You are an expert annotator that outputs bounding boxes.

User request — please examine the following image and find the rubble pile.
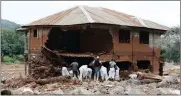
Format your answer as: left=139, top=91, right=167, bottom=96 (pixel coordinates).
left=3, top=76, right=35, bottom=88
left=119, top=70, right=130, bottom=80
left=27, top=54, right=61, bottom=79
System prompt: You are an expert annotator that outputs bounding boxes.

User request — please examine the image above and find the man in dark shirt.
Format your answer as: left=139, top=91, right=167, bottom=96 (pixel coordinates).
left=92, top=56, right=101, bottom=81
left=70, top=59, right=79, bottom=79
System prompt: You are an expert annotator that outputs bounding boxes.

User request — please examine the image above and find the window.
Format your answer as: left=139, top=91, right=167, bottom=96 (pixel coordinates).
left=119, top=30, right=130, bottom=43
left=33, top=29, right=38, bottom=38
left=139, top=31, right=149, bottom=44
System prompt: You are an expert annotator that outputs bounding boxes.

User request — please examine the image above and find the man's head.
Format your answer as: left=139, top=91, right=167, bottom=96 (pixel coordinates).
left=96, top=56, right=99, bottom=59
left=111, top=58, right=114, bottom=61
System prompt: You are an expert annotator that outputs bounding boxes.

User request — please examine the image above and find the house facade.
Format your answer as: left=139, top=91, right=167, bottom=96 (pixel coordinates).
left=18, top=6, right=168, bottom=75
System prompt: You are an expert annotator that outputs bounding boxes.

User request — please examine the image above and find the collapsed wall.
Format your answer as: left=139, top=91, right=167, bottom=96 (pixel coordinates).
left=27, top=54, right=62, bottom=79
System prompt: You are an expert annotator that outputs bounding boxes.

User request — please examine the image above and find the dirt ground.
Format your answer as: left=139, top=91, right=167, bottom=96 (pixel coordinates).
left=1, top=63, right=25, bottom=81
left=1, top=62, right=180, bottom=95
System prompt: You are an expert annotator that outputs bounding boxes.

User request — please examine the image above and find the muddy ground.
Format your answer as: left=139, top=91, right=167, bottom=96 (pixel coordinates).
left=1, top=62, right=180, bottom=95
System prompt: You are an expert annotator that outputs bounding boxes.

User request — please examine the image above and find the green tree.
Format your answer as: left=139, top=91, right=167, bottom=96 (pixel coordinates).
left=1, top=28, right=25, bottom=57
left=161, top=26, right=180, bottom=63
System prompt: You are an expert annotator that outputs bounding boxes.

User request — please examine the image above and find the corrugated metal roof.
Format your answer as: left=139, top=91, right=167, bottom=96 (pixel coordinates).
left=24, top=5, right=169, bottom=31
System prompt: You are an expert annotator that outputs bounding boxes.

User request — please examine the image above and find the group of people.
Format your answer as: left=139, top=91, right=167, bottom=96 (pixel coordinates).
left=61, top=56, right=120, bottom=82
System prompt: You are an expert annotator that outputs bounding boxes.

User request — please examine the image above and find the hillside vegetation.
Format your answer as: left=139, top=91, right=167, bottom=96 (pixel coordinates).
left=1, top=19, right=24, bottom=64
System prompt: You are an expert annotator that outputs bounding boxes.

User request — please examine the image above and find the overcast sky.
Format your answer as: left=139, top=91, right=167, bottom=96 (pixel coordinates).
left=1, top=1, right=180, bottom=27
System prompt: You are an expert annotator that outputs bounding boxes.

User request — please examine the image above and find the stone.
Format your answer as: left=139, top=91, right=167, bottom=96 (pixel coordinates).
left=12, top=87, right=34, bottom=95
left=109, top=86, right=125, bottom=95
left=70, top=87, right=93, bottom=94
left=42, top=88, right=64, bottom=94
left=157, top=88, right=180, bottom=95
left=1, top=89, right=12, bottom=95
left=25, top=82, right=37, bottom=88
left=22, top=87, right=34, bottom=95
left=126, top=79, right=141, bottom=85
left=157, top=76, right=178, bottom=88
left=124, top=86, right=146, bottom=95
left=33, top=87, right=41, bottom=95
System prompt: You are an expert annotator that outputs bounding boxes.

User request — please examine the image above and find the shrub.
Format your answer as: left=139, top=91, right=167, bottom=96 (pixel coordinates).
left=14, top=60, right=21, bottom=64
left=3, top=56, right=15, bottom=63
left=14, top=55, right=24, bottom=61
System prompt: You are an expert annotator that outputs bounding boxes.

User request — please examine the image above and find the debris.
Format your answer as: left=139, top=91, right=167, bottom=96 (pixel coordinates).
left=35, top=76, right=71, bottom=85
left=41, top=88, right=64, bottom=95
left=1, top=89, right=12, bottom=95
left=27, top=53, right=62, bottom=79
left=12, top=87, right=34, bottom=95
left=70, top=87, right=93, bottom=94
left=124, top=86, right=146, bottom=95
left=129, top=73, right=137, bottom=79
left=120, top=70, right=130, bottom=80
left=137, top=72, right=163, bottom=81
left=157, top=88, right=180, bottom=95
left=3, top=76, right=35, bottom=88
left=140, top=79, right=160, bottom=84
left=109, top=86, right=125, bottom=94
left=157, top=76, right=179, bottom=89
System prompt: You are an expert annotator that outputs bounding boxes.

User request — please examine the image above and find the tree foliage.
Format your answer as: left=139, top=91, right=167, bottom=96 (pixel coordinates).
left=160, top=26, right=180, bottom=63
left=1, top=28, right=25, bottom=57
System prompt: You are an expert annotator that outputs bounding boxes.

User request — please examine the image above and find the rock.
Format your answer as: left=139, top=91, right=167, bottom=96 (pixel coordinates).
left=12, top=87, right=34, bottom=95
left=172, top=90, right=180, bottom=95
left=140, top=79, right=160, bottom=84
left=126, top=79, right=141, bottom=85
left=1, top=89, right=12, bottom=95
left=157, top=76, right=178, bottom=88
left=22, top=87, right=34, bottom=95
left=70, top=87, right=93, bottom=94
left=136, top=83, right=159, bottom=95
left=33, top=87, right=41, bottom=95
left=163, top=76, right=178, bottom=83
left=124, top=86, right=146, bottom=95
left=109, top=86, right=125, bottom=95
left=25, top=82, right=37, bottom=88
left=157, top=88, right=180, bottom=94
left=42, top=88, right=64, bottom=94
left=129, top=74, right=137, bottom=79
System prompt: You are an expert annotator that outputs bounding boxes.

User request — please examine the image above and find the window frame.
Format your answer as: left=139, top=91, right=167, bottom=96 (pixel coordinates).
left=139, top=31, right=149, bottom=44
left=33, top=29, right=38, bottom=39
left=118, top=29, right=131, bottom=43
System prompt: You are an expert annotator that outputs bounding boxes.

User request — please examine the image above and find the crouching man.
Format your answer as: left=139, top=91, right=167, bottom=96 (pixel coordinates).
left=62, top=62, right=70, bottom=76
left=115, top=65, right=120, bottom=81
left=100, top=63, right=108, bottom=81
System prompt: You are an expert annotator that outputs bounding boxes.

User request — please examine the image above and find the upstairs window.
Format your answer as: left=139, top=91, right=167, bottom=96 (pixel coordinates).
left=139, top=31, right=149, bottom=44
left=33, top=29, right=38, bottom=38
left=119, top=30, right=130, bottom=43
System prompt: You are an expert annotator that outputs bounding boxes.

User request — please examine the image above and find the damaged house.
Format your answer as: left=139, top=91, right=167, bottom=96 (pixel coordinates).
left=18, top=6, right=169, bottom=75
